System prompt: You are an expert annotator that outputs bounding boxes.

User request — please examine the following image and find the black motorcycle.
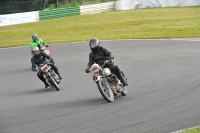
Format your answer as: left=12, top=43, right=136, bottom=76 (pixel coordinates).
left=38, top=62, right=61, bottom=91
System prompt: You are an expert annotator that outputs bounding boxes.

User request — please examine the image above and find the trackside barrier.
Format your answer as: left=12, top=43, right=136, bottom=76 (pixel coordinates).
left=2, top=1, right=200, bottom=26
left=0, top=11, right=39, bottom=27
left=39, top=7, right=80, bottom=21
left=35, top=12, right=39, bottom=21
left=80, top=2, right=115, bottom=15
left=115, top=0, right=200, bottom=10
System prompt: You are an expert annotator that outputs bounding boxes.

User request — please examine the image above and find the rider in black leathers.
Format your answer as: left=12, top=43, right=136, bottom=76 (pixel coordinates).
left=31, top=46, right=62, bottom=88
left=85, top=38, right=128, bottom=86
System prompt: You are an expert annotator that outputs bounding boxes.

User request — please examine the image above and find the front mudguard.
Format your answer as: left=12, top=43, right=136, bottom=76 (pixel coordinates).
left=93, top=72, right=102, bottom=82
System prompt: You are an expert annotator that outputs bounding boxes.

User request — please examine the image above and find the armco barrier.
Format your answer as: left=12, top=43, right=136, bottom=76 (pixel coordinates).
left=80, top=2, right=115, bottom=15
left=39, top=6, right=80, bottom=21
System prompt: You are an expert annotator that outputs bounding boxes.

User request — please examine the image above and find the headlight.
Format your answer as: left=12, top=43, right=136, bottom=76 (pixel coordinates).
left=103, top=68, right=111, bottom=76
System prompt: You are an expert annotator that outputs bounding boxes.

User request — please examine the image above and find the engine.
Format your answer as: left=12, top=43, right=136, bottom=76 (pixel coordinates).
left=106, top=74, right=122, bottom=94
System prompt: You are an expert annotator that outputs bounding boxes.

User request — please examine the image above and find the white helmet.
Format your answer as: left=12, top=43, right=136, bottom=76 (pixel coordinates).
left=31, top=46, right=40, bottom=56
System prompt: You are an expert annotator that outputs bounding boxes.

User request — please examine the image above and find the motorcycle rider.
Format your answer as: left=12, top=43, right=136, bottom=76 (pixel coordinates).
left=85, top=38, right=128, bottom=86
left=30, top=34, right=49, bottom=49
left=31, top=46, right=62, bottom=88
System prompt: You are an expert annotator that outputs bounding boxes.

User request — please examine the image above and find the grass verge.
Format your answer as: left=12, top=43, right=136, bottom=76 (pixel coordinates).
left=181, top=127, right=200, bottom=133
left=0, top=6, right=200, bottom=48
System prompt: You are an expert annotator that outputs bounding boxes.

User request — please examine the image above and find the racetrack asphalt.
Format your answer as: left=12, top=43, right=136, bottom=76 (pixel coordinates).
left=0, top=39, right=200, bottom=133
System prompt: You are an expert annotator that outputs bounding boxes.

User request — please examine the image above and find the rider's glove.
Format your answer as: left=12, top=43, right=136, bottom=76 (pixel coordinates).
left=85, top=68, right=90, bottom=73
left=105, top=60, right=113, bottom=64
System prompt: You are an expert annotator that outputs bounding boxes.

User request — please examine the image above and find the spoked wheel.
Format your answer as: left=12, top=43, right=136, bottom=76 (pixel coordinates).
left=97, top=77, right=114, bottom=102
left=49, top=76, right=60, bottom=91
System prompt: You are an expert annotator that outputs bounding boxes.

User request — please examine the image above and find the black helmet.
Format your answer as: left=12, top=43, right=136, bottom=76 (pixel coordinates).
left=89, top=38, right=100, bottom=50
left=31, top=46, right=40, bottom=56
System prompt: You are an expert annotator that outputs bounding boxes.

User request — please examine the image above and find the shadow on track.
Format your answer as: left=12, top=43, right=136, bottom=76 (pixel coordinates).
left=7, top=88, right=57, bottom=97
left=47, top=94, right=130, bottom=110
left=0, top=67, right=32, bottom=75
left=42, top=97, right=109, bottom=110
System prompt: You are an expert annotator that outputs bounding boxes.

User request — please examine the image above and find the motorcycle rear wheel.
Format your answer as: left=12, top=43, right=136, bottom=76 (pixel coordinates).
left=97, top=78, right=114, bottom=102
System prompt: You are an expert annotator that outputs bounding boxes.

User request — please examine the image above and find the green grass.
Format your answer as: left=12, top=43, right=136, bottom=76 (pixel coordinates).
left=0, top=6, right=200, bottom=48
left=181, top=127, right=200, bottom=133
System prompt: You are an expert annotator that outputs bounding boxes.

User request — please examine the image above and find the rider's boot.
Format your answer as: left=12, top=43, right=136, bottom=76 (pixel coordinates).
left=116, top=71, right=128, bottom=86
left=57, top=72, right=62, bottom=80
left=55, top=70, right=62, bottom=80
left=44, top=83, right=49, bottom=88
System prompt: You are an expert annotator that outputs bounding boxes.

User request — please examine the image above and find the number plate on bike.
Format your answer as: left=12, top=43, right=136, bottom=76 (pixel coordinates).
left=41, top=65, right=49, bottom=72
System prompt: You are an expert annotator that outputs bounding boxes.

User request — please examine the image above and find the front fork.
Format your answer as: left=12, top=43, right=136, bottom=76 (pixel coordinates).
left=43, top=72, right=52, bottom=87
left=94, top=72, right=111, bottom=92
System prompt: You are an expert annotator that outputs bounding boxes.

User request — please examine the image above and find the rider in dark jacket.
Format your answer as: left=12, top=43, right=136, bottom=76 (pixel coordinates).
left=85, top=38, right=128, bottom=86
left=31, top=46, right=62, bottom=88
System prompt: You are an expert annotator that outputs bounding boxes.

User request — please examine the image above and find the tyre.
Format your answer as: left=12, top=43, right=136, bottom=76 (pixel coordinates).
left=49, top=76, right=60, bottom=91
left=97, top=77, right=114, bottom=102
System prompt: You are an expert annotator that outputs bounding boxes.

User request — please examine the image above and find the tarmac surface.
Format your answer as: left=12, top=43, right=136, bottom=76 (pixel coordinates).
left=0, top=39, right=200, bottom=133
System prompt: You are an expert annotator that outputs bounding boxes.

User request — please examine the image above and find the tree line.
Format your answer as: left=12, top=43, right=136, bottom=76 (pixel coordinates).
left=0, top=0, right=59, bottom=14
left=0, top=0, right=112, bottom=15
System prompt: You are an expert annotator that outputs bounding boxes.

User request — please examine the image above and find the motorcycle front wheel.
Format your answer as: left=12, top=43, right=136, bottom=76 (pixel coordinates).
left=97, top=77, right=114, bottom=102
